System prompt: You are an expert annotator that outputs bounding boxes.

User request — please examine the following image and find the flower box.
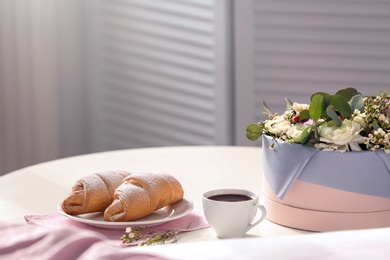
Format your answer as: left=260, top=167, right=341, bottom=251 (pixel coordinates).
left=261, top=135, right=390, bottom=231
left=246, top=88, right=390, bottom=231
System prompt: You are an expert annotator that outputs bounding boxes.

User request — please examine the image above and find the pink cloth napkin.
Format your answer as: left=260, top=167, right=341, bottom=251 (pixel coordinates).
left=0, top=211, right=209, bottom=259
left=25, top=210, right=209, bottom=242
left=0, top=221, right=170, bottom=260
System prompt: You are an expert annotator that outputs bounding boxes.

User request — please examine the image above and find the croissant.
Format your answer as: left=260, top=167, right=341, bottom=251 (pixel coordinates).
left=61, top=170, right=131, bottom=215
left=104, top=173, right=184, bottom=222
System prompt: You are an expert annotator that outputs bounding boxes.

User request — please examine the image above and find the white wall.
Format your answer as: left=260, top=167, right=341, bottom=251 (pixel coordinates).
left=0, top=0, right=61, bottom=175
left=235, top=0, right=390, bottom=145
left=2, top=0, right=390, bottom=175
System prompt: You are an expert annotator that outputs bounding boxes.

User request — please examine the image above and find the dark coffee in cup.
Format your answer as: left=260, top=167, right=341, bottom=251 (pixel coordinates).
left=208, top=194, right=252, bottom=202
left=203, top=188, right=267, bottom=238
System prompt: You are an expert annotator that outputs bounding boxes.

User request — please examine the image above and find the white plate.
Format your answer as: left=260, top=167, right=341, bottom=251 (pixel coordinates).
left=57, top=198, right=194, bottom=230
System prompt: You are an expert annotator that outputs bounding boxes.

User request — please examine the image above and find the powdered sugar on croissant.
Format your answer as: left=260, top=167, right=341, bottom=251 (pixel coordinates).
left=104, top=173, right=184, bottom=222
left=61, top=170, right=131, bottom=215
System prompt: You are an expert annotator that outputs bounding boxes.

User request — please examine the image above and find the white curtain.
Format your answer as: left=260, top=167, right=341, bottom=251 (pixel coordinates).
left=0, top=0, right=233, bottom=175
left=0, top=0, right=60, bottom=175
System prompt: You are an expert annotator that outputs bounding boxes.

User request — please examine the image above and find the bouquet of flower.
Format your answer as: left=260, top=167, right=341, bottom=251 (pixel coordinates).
left=246, top=88, right=390, bottom=153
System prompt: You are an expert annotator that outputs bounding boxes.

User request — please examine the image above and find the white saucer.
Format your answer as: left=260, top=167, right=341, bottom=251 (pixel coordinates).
left=57, top=198, right=194, bottom=229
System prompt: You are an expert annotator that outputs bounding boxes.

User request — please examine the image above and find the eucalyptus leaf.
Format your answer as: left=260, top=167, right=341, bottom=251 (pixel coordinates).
left=326, top=105, right=342, bottom=126
left=309, top=94, right=326, bottom=121
left=285, top=98, right=293, bottom=111
left=262, top=100, right=273, bottom=116
left=314, top=124, right=320, bottom=140
left=324, top=95, right=332, bottom=107
left=330, top=94, right=352, bottom=119
left=246, top=124, right=263, bottom=141
left=300, top=126, right=312, bottom=145
left=310, top=92, right=330, bottom=101
left=336, top=87, right=360, bottom=101
left=299, top=110, right=310, bottom=121
left=349, top=94, right=364, bottom=113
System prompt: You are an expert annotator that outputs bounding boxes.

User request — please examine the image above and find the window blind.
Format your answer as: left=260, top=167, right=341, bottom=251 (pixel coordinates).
left=235, top=0, right=390, bottom=145
left=87, top=0, right=232, bottom=151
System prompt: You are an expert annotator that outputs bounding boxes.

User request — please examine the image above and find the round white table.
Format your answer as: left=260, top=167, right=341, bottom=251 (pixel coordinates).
left=0, top=146, right=307, bottom=240
left=2, top=146, right=390, bottom=259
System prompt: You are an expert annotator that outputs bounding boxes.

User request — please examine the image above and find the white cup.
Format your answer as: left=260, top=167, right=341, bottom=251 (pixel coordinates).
left=202, top=188, right=267, bottom=238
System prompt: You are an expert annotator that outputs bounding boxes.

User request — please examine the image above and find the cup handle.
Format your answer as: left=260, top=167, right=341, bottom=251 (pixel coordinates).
left=247, top=204, right=267, bottom=231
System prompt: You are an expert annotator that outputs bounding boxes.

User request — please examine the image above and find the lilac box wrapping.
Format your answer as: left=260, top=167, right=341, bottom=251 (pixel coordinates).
left=262, top=135, right=390, bottom=200
left=261, top=135, right=390, bottom=231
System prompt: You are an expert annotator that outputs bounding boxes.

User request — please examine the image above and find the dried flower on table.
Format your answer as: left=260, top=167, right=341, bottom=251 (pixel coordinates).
left=120, top=220, right=194, bottom=246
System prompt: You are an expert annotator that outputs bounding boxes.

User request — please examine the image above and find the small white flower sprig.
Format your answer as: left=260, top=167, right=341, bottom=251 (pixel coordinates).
left=246, top=88, right=390, bottom=153
left=120, top=221, right=194, bottom=246
left=363, top=91, right=390, bottom=152
left=120, top=226, right=178, bottom=246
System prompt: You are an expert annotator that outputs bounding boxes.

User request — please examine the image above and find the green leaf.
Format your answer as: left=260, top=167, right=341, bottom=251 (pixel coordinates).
left=373, top=122, right=380, bottom=130
left=310, top=92, right=330, bottom=101
left=314, top=124, right=320, bottom=140
left=309, top=94, right=326, bottom=121
left=300, top=127, right=312, bottom=145
left=336, top=87, right=360, bottom=101
left=246, top=124, right=263, bottom=141
left=326, top=120, right=338, bottom=127
left=285, top=98, right=293, bottom=111
left=330, top=94, right=352, bottom=119
left=326, top=105, right=342, bottom=126
left=298, top=110, right=310, bottom=121
left=349, top=94, right=364, bottom=113
left=262, top=100, right=273, bottom=116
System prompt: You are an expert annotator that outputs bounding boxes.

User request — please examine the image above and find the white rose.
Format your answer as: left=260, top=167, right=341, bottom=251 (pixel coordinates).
left=265, top=115, right=291, bottom=136
left=292, top=102, right=309, bottom=113
left=314, top=142, right=348, bottom=152
left=352, top=110, right=367, bottom=128
left=286, top=124, right=308, bottom=142
left=317, top=119, right=364, bottom=146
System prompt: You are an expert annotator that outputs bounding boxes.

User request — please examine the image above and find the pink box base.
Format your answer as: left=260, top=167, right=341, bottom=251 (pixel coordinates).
left=262, top=194, right=390, bottom=232
left=263, top=178, right=390, bottom=213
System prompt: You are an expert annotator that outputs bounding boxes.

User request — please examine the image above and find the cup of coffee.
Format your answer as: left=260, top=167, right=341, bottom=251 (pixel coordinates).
left=202, top=188, right=267, bottom=238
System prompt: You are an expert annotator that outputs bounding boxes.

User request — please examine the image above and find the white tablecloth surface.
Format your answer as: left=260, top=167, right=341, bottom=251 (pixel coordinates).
left=1, top=146, right=388, bottom=258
